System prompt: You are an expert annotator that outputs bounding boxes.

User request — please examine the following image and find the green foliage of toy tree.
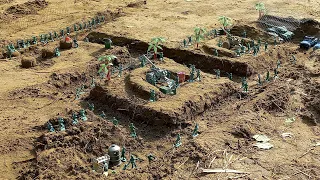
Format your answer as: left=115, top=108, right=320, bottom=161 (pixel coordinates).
left=148, top=37, right=165, bottom=59
left=218, top=16, right=232, bottom=29
left=194, top=27, right=206, bottom=48
left=255, top=2, right=266, bottom=18
left=98, top=55, right=116, bottom=75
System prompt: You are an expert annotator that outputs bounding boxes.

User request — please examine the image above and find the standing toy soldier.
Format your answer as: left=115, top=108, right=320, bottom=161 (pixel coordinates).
left=49, top=32, right=54, bottom=42
left=247, top=43, right=251, bottom=52
left=174, top=134, right=182, bottom=148
left=175, top=76, right=180, bottom=88
left=242, top=30, right=246, bottom=38
left=129, top=123, right=137, bottom=138
left=54, top=48, right=60, bottom=57
left=147, top=154, right=156, bottom=163
left=66, top=26, right=70, bottom=34
left=196, top=69, right=201, bottom=81
left=257, top=74, right=262, bottom=86
left=150, top=89, right=156, bottom=102
left=236, top=48, right=241, bottom=57
left=188, top=36, right=192, bottom=45
left=243, top=82, right=248, bottom=92
left=213, top=29, right=218, bottom=37
left=72, top=112, right=78, bottom=125
left=120, top=146, right=127, bottom=162
left=240, top=45, right=245, bottom=54
left=226, top=72, right=232, bottom=80
left=54, top=31, right=58, bottom=39
left=47, top=122, right=55, bottom=132
left=183, top=39, right=187, bottom=48
left=274, top=68, right=278, bottom=79
left=266, top=71, right=270, bottom=82
left=241, top=77, right=247, bottom=88
left=258, top=38, right=261, bottom=46
left=79, top=109, right=87, bottom=121
left=73, top=39, right=79, bottom=48
left=264, top=41, right=268, bottom=51
left=60, top=29, right=64, bottom=37
left=253, top=46, right=258, bottom=56
left=74, top=24, right=78, bottom=32
left=214, top=69, right=220, bottom=79
left=189, top=65, right=195, bottom=82
left=214, top=49, right=219, bottom=56
left=100, top=111, right=106, bottom=119
left=58, top=117, right=65, bottom=131
left=217, top=39, right=222, bottom=47
left=88, top=102, right=94, bottom=111
left=128, top=155, right=138, bottom=169
left=112, top=117, right=119, bottom=126
left=277, top=59, right=281, bottom=68
left=32, top=36, right=37, bottom=45
left=192, top=123, right=199, bottom=137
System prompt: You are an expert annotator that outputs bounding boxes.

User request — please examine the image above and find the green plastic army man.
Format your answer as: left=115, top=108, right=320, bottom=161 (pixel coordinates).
left=214, top=49, right=219, bottom=56
left=174, top=134, right=182, bottom=148
left=120, top=146, right=127, bottom=162
left=215, top=69, right=220, bottom=79
left=274, top=68, right=278, bottom=78
left=277, top=59, right=281, bottom=68
left=266, top=71, right=270, bottom=82
left=243, top=82, right=248, bottom=92
left=88, top=102, right=94, bottom=111
left=147, top=154, right=156, bottom=163
left=226, top=72, right=232, bottom=80
left=112, top=117, right=119, bottom=126
left=192, top=123, right=199, bottom=137
left=217, top=39, right=222, bottom=47
left=149, top=89, right=156, bottom=102
left=79, top=109, right=87, bottom=121
left=129, top=123, right=137, bottom=138
left=257, top=74, right=262, bottom=86
left=189, top=65, right=195, bottom=82
left=264, top=41, right=268, bottom=51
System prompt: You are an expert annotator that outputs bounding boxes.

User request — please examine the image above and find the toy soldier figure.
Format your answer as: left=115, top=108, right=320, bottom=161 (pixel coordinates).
left=258, top=38, right=261, bottom=46
left=58, top=117, right=65, bottom=131
left=96, top=16, right=100, bottom=24
left=241, top=77, right=247, bottom=88
left=214, top=69, right=220, bottom=79
left=54, top=48, right=60, bottom=57
left=242, top=30, right=246, bottom=38
left=21, top=40, right=26, bottom=48
left=174, top=134, right=182, bottom=148
left=243, top=82, right=248, bottom=92
left=128, top=155, right=138, bottom=169
left=112, top=117, right=118, bottom=126
left=72, top=112, right=78, bottom=125
left=129, top=123, right=137, bottom=138
left=100, top=111, right=106, bottom=119
left=120, top=146, right=127, bottom=162
left=147, top=154, right=156, bottom=163
left=240, top=45, right=245, bottom=54
left=264, top=41, right=268, bottom=51
left=277, top=59, right=281, bottom=68
left=149, top=89, right=156, bottom=102
left=32, top=36, right=37, bottom=45
left=78, top=23, right=83, bottom=31
left=104, top=38, right=112, bottom=49
left=189, top=65, right=195, bottom=82
left=213, top=29, right=218, bottom=37
left=60, top=29, right=64, bottom=37
left=188, top=36, right=192, bottom=45
left=88, top=102, right=94, bottom=111
left=217, top=39, right=222, bottom=47
left=247, top=42, right=251, bottom=52
left=257, top=74, right=262, bottom=86
left=75, top=88, right=81, bottom=100
left=197, top=69, right=201, bottom=81
left=266, top=70, right=270, bottom=82
left=226, top=72, right=232, bottom=80
left=183, top=39, right=187, bottom=48
left=274, top=68, right=278, bottom=79
left=79, top=109, right=87, bottom=121
left=49, top=32, right=54, bottom=42
left=66, top=26, right=70, bottom=34
left=253, top=46, right=258, bottom=56
left=214, top=49, right=218, bottom=56
left=54, top=31, right=58, bottom=39
left=47, top=122, right=55, bottom=132
left=192, top=123, right=199, bottom=137
left=236, top=48, right=241, bottom=57
left=101, top=16, right=105, bottom=22
left=73, top=39, right=79, bottom=48
left=74, top=24, right=78, bottom=32
left=26, top=40, right=31, bottom=47
left=7, top=45, right=13, bottom=60
left=16, top=40, right=21, bottom=50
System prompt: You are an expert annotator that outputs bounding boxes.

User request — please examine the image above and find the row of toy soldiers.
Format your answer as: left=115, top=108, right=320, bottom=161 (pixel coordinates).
left=5, top=15, right=105, bottom=51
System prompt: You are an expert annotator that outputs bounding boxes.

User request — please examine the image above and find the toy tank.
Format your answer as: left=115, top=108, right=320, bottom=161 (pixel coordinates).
left=108, top=144, right=121, bottom=166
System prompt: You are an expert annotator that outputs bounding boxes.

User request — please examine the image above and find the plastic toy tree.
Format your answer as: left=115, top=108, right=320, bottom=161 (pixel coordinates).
left=98, top=55, right=116, bottom=80
left=255, top=2, right=266, bottom=18
left=218, top=16, right=232, bottom=30
left=148, top=37, right=165, bottom=60
left=194, top=27, right=206, bottom=49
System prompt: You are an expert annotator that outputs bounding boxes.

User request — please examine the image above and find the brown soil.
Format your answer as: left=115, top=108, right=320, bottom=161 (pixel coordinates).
left=0, top=0, right=320, bottom=180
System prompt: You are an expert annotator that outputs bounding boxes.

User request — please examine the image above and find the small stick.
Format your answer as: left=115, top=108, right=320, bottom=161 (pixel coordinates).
left=208, top=156, right=216, bottom=168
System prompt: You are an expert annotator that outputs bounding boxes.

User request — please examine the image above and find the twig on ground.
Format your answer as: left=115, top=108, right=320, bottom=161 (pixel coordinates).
left=200, top=168, right=249, bottom=174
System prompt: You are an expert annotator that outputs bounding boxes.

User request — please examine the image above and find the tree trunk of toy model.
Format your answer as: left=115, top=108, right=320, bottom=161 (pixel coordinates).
left=154, top=52, right=157, bottom=60
left=106, top=66, right=111, bottom=80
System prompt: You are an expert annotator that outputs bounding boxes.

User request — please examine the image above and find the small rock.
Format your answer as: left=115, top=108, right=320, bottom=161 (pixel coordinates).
left=21, top=56, right=36, bottom=68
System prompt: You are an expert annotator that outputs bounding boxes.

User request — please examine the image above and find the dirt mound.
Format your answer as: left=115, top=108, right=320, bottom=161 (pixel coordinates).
left=127, top=0, right=147, bottom=8
left=293, top=19, right=320, bottom=43
left=5, top=0, right=48, bottom=15
left=60, top=40, right=73, bottom=49
left=41, top=48, right=54, bottom=58
left=302, top=82, right=320, bottom=125
left=21, top=56, right=36, bottom=68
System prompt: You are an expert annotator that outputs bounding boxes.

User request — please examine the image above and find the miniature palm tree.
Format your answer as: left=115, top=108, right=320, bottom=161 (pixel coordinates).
left=255, top=2, right=266, bottom=18
left=98, top=55, right=117, bottom=80
left=218, top=16, right=232, bottom=30
left=194, top=27, right=206, bottom=49
left=148, top=37, right=165, bottom=59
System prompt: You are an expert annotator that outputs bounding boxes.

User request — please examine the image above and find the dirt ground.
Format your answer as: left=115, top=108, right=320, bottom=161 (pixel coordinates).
left=0, top=0, right=320, bottom=179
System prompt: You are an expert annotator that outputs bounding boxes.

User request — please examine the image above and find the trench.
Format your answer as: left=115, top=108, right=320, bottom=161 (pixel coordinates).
left=87, top=32, right=254, bottom=77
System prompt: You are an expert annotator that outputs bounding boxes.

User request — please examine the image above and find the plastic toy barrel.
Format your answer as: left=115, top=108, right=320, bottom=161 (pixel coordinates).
left=177, top=72, right=185, bottom=83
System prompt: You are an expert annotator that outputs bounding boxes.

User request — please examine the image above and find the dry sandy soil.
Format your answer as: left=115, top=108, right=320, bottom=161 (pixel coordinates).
left=0, top=0, right=320, bottom=179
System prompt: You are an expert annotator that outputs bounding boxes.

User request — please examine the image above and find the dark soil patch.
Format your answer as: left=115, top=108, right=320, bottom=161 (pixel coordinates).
left=127, top=0, right=147, bottom=8
left=5, top=0, right=48, bottom=16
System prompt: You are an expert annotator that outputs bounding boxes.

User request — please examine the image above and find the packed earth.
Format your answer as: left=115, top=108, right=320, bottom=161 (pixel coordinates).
left=0, top=0, right=320, bottom=179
